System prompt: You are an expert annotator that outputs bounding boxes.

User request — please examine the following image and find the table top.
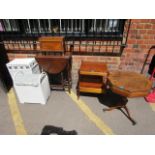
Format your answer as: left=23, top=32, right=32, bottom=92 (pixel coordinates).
left=36, top=56, right=70, bottom=74
left=108, top=71, right=152, bottom=97
left=79, top=61, right=108, bottom=76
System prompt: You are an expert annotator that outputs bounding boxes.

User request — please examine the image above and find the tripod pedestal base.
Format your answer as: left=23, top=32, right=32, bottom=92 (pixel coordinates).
left=103, top=104, right=136, bottom=125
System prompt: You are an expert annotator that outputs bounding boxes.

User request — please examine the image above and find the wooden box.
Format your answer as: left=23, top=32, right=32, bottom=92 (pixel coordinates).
left=39, top=36, right=65, bottom=53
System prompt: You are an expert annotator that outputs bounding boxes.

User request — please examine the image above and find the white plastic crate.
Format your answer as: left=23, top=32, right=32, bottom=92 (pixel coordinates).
left=14, top=71, right=50, bottom=105
left=6, top=58, right=40, bottom=80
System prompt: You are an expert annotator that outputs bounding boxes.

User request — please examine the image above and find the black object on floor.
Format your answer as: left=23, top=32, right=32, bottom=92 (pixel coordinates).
left=41, top=125, right=78, bottom=135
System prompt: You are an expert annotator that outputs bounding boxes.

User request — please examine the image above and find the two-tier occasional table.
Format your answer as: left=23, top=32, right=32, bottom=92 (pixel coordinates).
left=77, top=61, right=108, bottom=99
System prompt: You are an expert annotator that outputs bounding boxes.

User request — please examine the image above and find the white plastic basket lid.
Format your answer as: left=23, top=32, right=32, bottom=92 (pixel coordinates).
left=7, top=58, right=36, bottom=65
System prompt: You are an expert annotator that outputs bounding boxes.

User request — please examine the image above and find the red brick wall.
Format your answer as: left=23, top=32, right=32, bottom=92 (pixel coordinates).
left=7, top=53, right=36, bottom=61
left=119, top=19, right=155, bottom=73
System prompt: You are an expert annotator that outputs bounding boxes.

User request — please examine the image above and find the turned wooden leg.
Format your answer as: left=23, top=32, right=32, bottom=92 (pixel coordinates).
left=68, top=84, right=71, bottom=93
left=60, top=72, right=65, bottom=90
left=76, top=82, right=80, bottom=100
left=102, top=102, right=136, bottom=125
left=77, top=71, right=80, bottom=100
left=67, top=64, right=71, bottom=93
left=77, top=88, right=80, bottom=100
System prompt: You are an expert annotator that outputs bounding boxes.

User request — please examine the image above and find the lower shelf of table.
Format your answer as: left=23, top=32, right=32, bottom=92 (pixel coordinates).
left=78, top=75, right=105, bottom=94
left=79, top=87, right=104, bottom=94
left=78, top=81, right=105, bottom=94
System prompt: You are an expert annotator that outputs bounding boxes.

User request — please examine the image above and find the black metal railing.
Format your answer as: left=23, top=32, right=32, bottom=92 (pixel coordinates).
left=0, top=19, right=131, bottom=56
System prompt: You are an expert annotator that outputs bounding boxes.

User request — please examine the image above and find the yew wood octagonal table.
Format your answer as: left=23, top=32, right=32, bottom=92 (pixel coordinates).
left=106, top=71, right=152, bottom=125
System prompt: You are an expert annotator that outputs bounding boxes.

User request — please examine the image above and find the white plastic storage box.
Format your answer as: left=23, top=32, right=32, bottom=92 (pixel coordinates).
left=6, top=58, right=40, bottom=79
left=13, top=72, right=51, bottom=105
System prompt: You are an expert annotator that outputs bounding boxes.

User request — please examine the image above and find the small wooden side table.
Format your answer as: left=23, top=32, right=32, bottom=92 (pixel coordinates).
left=77, top=61, right=108, bottom=99
left=36, top=55, right=72, bottom=92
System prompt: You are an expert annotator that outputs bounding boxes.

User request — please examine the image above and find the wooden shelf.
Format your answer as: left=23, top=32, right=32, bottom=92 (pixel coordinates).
left=77, top=61, right=108, bottom=98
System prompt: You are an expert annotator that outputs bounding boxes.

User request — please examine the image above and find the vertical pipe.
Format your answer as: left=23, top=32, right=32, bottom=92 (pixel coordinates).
left=82, top=19, right=84, bottom=33
left=43, top=19, right=46, bottom=34
left=112, top=19, right=115, bottom=32
left=21, top=20, right=27, bottom=49
left=27, top=19, right=31, bottom=33
left=48, top=19, right=51, bottom=33
left=92, top=19, right=96, bottom=53
left=120, top=19, right=131, bottom=56
left=9, top=20, right=15, bottom=49
left=115, top=19, right=119, bottom=32
left=60, top=19, right=62, bottom=33
left=71, top=19, right=73, bottom=32
left=0, top=19, right=4, bottom=32
left=66, top=19, right=68, bottom=36
left=100, top=19, right=102, bottom=32
left=79, top=19, right=81, bottom=33
left=80, top=19, right=83, bottom=52
left=83, top=19, right=88, bottom=52
left=94, top=19, right=96, bottom=33
left=68, top=19, right=70, bottom=31
left=6, top=19, right=11, bottom=31
left=62, top=19, right=64, bottom=32
left=2, top=20, right=6, bottom=32
left=58, top=19, right=60, bottom=36
left=9, top=19, right=13, bottom=31
left=124, top=19, right=131, bottom=45
left=27, top=20, right=32, bottom=49
left=32, top=19, right=36, bottom=33
left=75, top=19, right=77, bottom=32
left=105, top=19, right=109, bottom=32
left=38, top=19, right=41, bottom=33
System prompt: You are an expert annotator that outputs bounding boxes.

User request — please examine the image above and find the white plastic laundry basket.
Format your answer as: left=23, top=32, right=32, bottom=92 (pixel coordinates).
left=14, top=71, right=50, bottom=105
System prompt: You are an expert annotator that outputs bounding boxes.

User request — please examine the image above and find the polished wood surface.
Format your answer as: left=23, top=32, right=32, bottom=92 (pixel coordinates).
left=80, top=61, right=108, bottom=76
left=36, top=56, right=68, bottom=74
left=108, top=71, right=152, bottom=97
left=39, top=36, right=65, bottom=53
left=104, top=71, right=153, bottom=125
